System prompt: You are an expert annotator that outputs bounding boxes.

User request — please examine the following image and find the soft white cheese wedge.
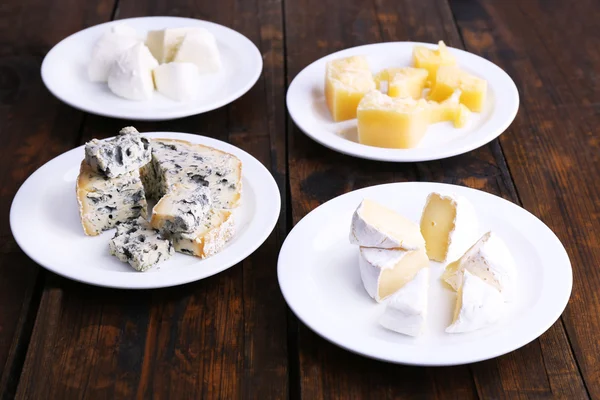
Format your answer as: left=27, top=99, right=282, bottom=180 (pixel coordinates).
left=172, top=30, right=222, bottom=74
left=446, top=270, right=505, bottom=333
left=379, top=267, right=429, bottom=337
left=108, top=43, right=158, bottom=101
left=358, top=247, right=429, bottom=303
left=350, top=199, right=425, bottom=250
left=420, top=192, right=479, bottom=262
left=442, top=231, right=517, bottom=301
left=146, top=27, right=208, bottom=63
left=88, top=24, right=141, bottom=82
left=153, top=62, right=200, bottom=101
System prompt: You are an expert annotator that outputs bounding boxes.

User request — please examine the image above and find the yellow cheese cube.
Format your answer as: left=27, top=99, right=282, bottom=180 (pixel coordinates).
left=413, top=41, right=457, bottom=84
left=428, top=98, right=471, bottom=128
left=428, top=66, right=487, bottom=112
left=325, top=56, right=376, bottom=122
left=374, top=67, right=429, bottom=99
left=357, top=91, right=430, bottom=149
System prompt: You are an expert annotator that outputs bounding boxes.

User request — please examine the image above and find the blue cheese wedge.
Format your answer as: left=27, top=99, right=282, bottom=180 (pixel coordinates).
left=76, top=160, right=147, bottom=236
left=109, top=217, right=174, bottom=271
left=141, top=138, right=242, bottom=209
left=168, top=209, right=234, bottom=258
left=84, top=127, right=151, bottom=178
left=151, top=184, right=212, bottom=233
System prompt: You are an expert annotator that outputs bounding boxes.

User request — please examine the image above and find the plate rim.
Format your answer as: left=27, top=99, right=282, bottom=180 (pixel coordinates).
left=41, top=16, right=263, bottom=121
left=10, top=132, right=281, bottom=289
left=286, top=41, right=519, bottom=162
left=277, top=182, right=572, bottom=366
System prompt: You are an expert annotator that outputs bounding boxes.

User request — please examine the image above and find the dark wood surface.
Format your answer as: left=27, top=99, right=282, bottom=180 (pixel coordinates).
left=0, top=0, right=597, bottom=398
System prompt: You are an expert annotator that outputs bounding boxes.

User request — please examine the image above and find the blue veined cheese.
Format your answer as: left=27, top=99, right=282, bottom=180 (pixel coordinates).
left=168, top=209, right=234, bottom=258
left=76, top=160, right=147, bottom=236
left=151, top=184, right=212, bottom=233
left=140, top=138, right=242, bottom=209
left=109, top=217, right=174, bottom=271
left=84, top=127, right=151, bottom=178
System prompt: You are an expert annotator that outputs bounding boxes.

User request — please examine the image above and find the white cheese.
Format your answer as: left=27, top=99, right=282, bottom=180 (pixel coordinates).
left=446, top=270, right=505, bottom=333
left=379, top=267, right=429, bottom=337
left=88, top=24, right=141, bottom=82
left=168, top=209, right=235, bottom=258
left=358, top=247, right=429, bottom=302
left=350, top=199, right=425, bottom=250
left=146, top=27, right=201, bottom=63
left=151, top=184, right=212, bottom=233
left=442, top=231, right=517, bottom=301
left=172, top=30, right=222, bottom=74
left=107, top=43, right=158, bottom=101
left=153, top=62, right=200, bottom=101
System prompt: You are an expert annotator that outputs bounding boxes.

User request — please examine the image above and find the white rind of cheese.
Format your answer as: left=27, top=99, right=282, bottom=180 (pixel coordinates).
left=172, top=30, right=222, bottom=74
left=446, top=270, right=505, bottom=333
left=379, top=267, right=429, bottom=337
left=88, top=24, right=141, bottom=82
left=350, top=199, right=425, bottom=250
left=358, top=247, right=429, bottom=303
left=107, top=43, right=158, bottom=101
left=153, top=62, right=200, bottom=101
left=420, top=192, right=479, bottom=263
left=442, top=231, right=517, bottom=301
left=169, top=209, right=235, bottom=258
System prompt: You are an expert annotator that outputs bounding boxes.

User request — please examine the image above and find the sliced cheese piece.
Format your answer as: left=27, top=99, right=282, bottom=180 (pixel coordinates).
left=428, top=93, right=471, bottom=128
left=146, top=27, right=198, bottom=63
left=169, top=209, right=235, bottom=258
left=153, top=62, right=200, bottom=101
left=413, top=40, right=457, bottom=84
left=428, top=66, right=487, bottom=112
left=379, top=267, right=429, bottom=336
left=107, top=43, right=158, bottom=101
left=358, top=247, right=429, bottom=303
left=374, top=67, right=429, bottom=99
left=88, top=24, right=141, bottom=82
left=151, top=184, right=211, bottom=233
left=446, top=270, right=505, bottom=333
left=172, top=30, right=222, bottom=74
left=420, top=192, right=479, bottom=262
left=442, top=231, right=517, bottom=301
left=350, top=199, right=425, bottom=250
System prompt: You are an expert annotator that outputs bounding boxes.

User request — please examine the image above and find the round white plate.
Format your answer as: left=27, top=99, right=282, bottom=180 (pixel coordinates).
left=286, top=42, right=519, bottom=162
left=10, top=132, right=280, bottom=289
left=278, top=182, right=571, bottom=366
left=42, top=17, right=263, bottom=120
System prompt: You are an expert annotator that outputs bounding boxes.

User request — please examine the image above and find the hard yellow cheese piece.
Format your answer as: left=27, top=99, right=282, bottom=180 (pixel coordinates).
left=428, top=99, right=471, bottom=128
left=374, top=67, right=429, bottom=99
left=325, top=56, right=376, bottom=122
left=413, top=41, right=456, bottom=84
left=428, top=66, right=487, bottom=112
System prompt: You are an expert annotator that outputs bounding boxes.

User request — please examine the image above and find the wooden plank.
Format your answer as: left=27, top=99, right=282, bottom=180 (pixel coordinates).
left=450, top=0, right=598, bottom=397
left=16, top=0, right=289, bottom=398
left=0, top=0, right=115, bottom=397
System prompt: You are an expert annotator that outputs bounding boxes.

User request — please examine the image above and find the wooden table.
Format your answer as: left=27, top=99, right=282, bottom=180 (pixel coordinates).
left=1, top=0, right=598, bottom=398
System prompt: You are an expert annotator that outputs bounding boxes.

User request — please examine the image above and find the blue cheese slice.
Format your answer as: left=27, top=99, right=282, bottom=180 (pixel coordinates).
left=76, top=160, right=147, bottom=236
left=168, top=209, right=234, bottom=258
left=84, top=127, right=151, bottom=178
left=151, top=184, right=212, bottom=233
left=109, top=217, right=174, bottom=271
left=140, top=138, right=242, bottom=209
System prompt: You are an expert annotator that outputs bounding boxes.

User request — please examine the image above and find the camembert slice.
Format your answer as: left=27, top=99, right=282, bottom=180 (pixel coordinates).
left=350, top=199, right=425, bottom=250
left=359, top=247, right=429, bottom=303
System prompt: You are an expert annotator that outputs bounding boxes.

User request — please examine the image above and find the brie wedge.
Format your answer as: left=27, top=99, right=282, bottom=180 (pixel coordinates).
left=88, top=24, right=140, bottom=82
left=107, top=43, right=159, bottom=101
left=359, top=247, right=429, bottom=302
left=379, top=267, right=429, bottom=336
left=172, top=29, right=222, bottom=74
left=153, top=62, right=200, bottom=101
left=350, top=199, right=425, bottom=250
left=420, top=192, right=479, bottom=262
left=446, top=270, right=505, bottom=333
left=442, top=231, right=517, bottom=300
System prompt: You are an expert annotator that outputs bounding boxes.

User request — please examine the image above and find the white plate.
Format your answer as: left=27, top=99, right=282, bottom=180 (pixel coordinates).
left=278, top=182, right=571, bottom=366
left=286, top=42, right=519, bottom=162
left=42, top=17, right=263, bottom=120
left=10, top=132, right=280, bottom=289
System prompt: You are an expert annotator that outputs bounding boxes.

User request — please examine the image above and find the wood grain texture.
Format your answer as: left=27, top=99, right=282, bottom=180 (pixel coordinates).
left=450, top=0, right=599, bottom=397
left=15, top=0, right=289, bottom=398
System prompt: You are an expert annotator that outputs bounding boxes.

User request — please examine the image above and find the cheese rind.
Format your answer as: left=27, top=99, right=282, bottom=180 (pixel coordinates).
left=109, top=217, right=174, bottom=272
left=151, top=184, right=212, bottom=233
left=84, top=127, right=151, bottom=178
left=76, top=160, right=147, bottom=236
left=379, top=268, right=429, bottom=336
left=88, top=24, right=141, bottom=82
left=446, top=270, right=505, bottom=333
left=172, top=30, right=222, bottom=74
left=442, top=231, right=517, bottom=301
left=107, top=43, right=158, bottom=101
left=420, top=192, right=479, bottom=263
left=359, top=247, right=429, bottom=302
left=168, top=209, right=235, bottom=258
left=350, top=199, right=426, bottom=250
